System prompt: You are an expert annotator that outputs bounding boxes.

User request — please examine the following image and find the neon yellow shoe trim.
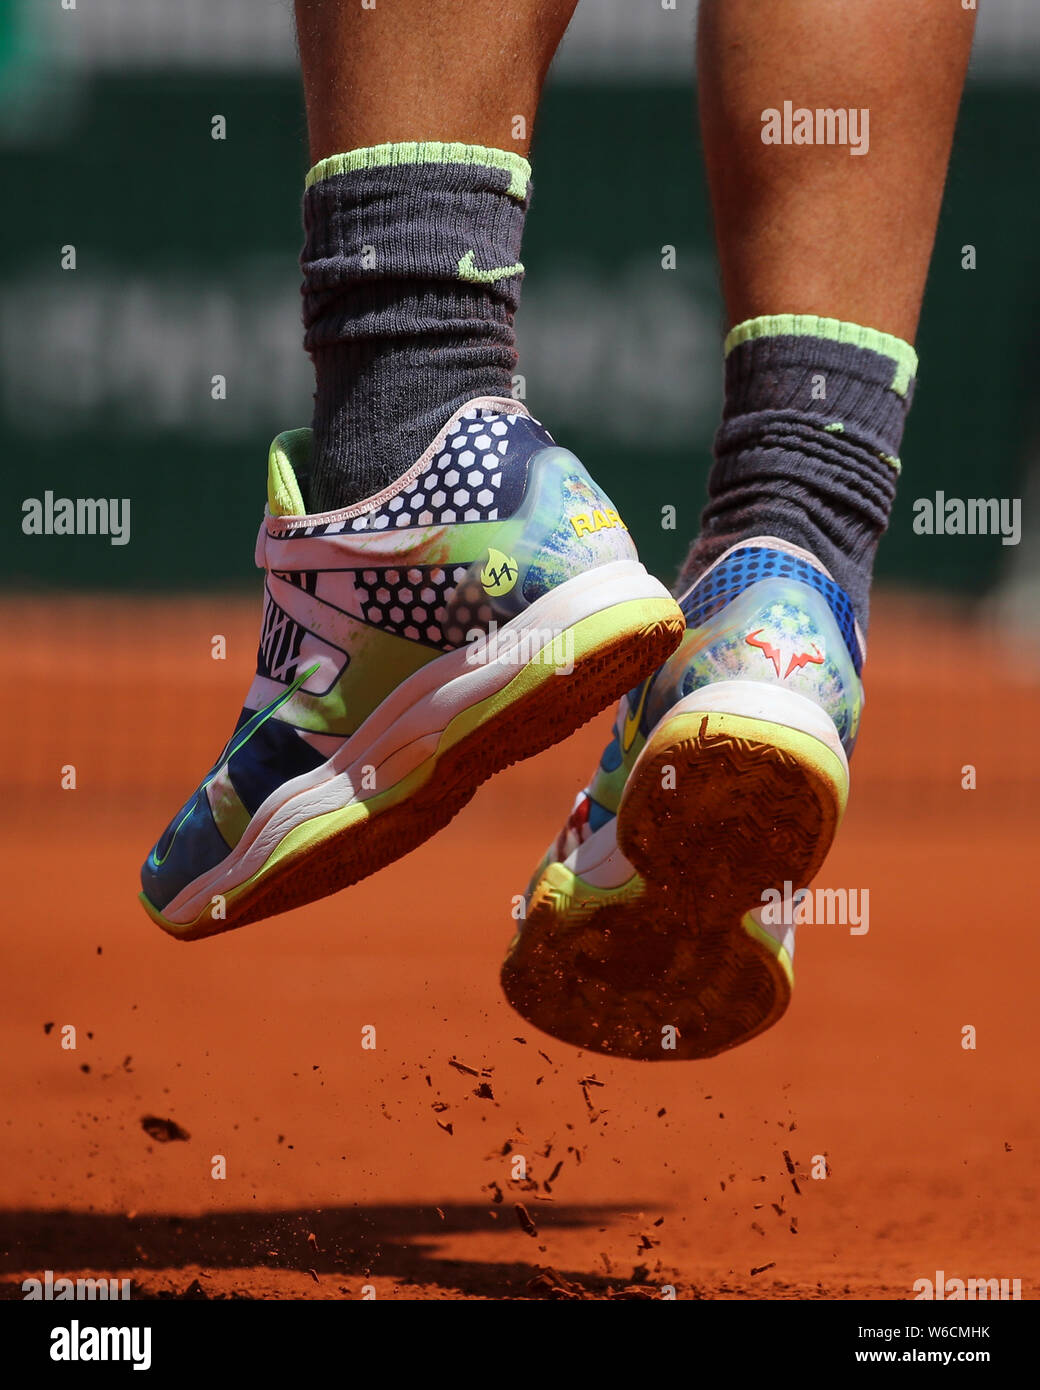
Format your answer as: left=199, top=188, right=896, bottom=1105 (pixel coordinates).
left=540, top=858, right=643, bottom=908
left=742, top=912, right=795, bottom=989
left=289, top=627, right=434, bottom=738
left=643, top=708, right=850, bottom=823
left=207, top=769, right=252, bottom=850
left=508, top=859, right=644, bottom=955
left=724, top=313, right=918, bottom=398
left=306, top=142, right=531, bottom=201
left=267, top=430, right=309, bottom=517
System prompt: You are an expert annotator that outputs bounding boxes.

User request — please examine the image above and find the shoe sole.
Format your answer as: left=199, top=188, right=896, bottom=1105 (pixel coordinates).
left=501, top=696, right=848, bottom=1060
left=140, top=595, right=684, bottom=940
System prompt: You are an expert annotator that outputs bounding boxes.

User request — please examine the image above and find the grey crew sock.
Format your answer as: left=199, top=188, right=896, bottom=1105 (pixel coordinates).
left=300, top=142, right=531, bottom=512
left=680, top=315, right=918, bottom=633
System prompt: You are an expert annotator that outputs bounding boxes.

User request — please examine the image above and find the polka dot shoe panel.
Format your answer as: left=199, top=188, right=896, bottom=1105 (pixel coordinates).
left=272, top=406, right=554, bottom=540
left=352, top=563, right=494, bottom=650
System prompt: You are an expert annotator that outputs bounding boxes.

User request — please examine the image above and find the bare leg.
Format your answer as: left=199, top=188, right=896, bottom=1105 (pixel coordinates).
left=295, top=0, right=580, bottom=162
left=698, top=0, right=976, bottom=341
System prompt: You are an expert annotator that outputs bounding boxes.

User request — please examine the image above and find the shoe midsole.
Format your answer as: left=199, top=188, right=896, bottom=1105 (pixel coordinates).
left=644, top=680, right=849, bottom=775
left=158, top=559, right=672, bottom=923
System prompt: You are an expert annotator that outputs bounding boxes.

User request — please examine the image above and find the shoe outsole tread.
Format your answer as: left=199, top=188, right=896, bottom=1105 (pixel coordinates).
left=502, top=710, right=847, bottom=1060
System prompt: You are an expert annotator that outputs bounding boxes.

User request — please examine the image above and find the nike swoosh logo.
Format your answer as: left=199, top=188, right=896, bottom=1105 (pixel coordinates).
left=457, top=249, right=524, bottom=284
left=149, top=661, right=320, bottom=869
left=621, top=679, right=651, bottom=754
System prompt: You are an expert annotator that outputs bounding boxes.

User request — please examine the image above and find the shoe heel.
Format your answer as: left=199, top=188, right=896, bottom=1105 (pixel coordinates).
left=617, top=686, right=849, bottom=911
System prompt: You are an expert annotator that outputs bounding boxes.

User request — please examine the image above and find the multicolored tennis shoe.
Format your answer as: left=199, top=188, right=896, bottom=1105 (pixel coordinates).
left=140, top=397, right=684, bottom=939
left=502, top=536, right=864, bottom=1059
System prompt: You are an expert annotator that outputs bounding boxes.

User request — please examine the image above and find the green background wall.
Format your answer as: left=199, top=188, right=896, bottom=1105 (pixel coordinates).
left=2, top=67, right=1035, bottom=595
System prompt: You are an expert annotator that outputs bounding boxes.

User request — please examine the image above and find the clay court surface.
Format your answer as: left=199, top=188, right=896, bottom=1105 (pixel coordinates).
left=2, top=591, right=1037, bottom=1300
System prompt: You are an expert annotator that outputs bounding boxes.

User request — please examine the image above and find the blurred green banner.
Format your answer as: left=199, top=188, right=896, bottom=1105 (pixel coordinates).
left=2, top=69, right=1035, bottom=595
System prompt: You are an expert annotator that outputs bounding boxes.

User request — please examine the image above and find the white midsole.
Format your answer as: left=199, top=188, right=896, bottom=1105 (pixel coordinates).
left=564, top=821, right=636, bottom=890
left=748, top=904, right=798, bottom=963
left=160, top=559, right=672, bottom=923
left=645, top=681, right=849, bottom=778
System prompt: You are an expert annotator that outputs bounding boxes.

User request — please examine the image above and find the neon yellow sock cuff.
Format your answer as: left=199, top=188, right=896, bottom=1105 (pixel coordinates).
left=724, top=314, right=918, bottom=398
left=305, top=142, right=531, bottom=201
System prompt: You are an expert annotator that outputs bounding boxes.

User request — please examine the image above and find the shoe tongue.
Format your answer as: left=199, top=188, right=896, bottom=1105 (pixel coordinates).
left=267, top=429, right=312, bottom=517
